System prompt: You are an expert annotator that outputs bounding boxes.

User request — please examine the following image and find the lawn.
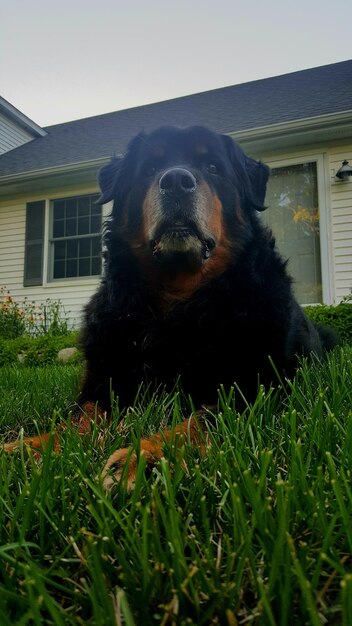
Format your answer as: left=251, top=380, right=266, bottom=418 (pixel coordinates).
left=0, top=347, right=351, bottom=625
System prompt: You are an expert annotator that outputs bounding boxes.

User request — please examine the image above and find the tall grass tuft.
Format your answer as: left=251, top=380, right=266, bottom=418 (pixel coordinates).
left=0, top=346, right=351, bottom=624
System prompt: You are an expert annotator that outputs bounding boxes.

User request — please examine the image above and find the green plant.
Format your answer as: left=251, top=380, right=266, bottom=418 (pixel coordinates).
left=0, top=363, right=82, bottom=431
left=305, top=301, right=352, bottom=343
left=33, top=298, right=70, bottom=336
left=0, top=287, right=26, bottom=339
left=0, top=333, right=81, bottom=367
left=0, top=347, right=351, bottom=624
left=0, top=287, right=71, bottom=338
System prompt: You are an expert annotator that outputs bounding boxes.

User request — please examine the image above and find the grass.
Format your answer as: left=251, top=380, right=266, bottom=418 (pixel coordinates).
left=0, top=364, right=82, bottom=434
left=0, top=346, right=351, bottom=625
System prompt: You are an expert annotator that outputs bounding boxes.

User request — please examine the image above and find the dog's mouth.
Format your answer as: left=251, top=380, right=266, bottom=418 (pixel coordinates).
left=151, top=221, right=215, bottom=262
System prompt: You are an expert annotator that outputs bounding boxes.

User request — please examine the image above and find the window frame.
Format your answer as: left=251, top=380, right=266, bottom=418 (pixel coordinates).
left=263, top=152, right=334, bottom=305
left=41, top=192, right=105, bottom=286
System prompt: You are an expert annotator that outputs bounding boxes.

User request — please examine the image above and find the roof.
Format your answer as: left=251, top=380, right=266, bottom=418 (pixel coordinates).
left=0, top=96, right=47, bottom=139
left=0, top=60, right=351, bottom=179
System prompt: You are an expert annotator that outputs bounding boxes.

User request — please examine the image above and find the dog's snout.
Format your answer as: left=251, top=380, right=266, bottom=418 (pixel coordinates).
left=159, top=168, right=197, bottom=197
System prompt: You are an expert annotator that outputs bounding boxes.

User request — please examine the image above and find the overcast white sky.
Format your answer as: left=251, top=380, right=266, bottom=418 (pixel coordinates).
left=1, top=0, right=352, bottom=127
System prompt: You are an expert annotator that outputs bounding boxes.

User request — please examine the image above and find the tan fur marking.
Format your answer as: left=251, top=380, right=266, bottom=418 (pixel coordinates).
left=235, top=204, right=246, bottom=225
left=160, top=192, right=232, bottom=306
left=130, top=183, right=233, bottom=309
left=102, top=413, right=209, bottom=490
left=3, top=402, right=108, bottom=455
left=194, top=144, right=209, bottom=156
left=130, top=185, right=158, bottom=252
left=3, top=432, right=59, bottom=454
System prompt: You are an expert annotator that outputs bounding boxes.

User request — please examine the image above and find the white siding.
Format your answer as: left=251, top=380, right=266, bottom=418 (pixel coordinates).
left=329, top=148, right=352, bottom=302
left=0, top=189, right=105, bottom=329
left=0, top=111, right=34, bottom=154
left=1, top=144, right=351, bottom=319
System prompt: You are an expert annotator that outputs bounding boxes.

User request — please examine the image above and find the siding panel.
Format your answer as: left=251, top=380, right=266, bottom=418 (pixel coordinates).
left=329, top=147, right=352, bottom=302
left=0, top=199, right=100, bottom=328
left=0, top=111, right=33, bottom=154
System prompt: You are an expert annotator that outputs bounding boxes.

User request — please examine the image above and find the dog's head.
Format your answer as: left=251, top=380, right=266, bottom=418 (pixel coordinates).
left=99, top=126, right=269, bottom=273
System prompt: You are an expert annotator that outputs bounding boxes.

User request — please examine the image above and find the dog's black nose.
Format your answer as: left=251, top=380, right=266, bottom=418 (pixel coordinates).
left=159, top=168, right=197, bottom=197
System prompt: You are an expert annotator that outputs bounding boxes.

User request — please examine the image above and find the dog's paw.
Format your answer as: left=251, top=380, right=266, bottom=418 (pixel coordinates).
left=101, top=443, right=163, bottom=491
left=101, top=415, right=209, bottom=491
left=101, top=447, right=138, bottom=491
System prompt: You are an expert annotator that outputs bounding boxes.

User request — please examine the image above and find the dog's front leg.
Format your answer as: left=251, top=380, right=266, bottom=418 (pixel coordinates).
left=3, top=402, right=108, bottom=455
left=101, top=411, right=210, bottom=490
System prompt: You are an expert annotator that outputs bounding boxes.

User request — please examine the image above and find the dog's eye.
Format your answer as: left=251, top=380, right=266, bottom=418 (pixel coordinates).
left=207, top=164, right=218, bottom=175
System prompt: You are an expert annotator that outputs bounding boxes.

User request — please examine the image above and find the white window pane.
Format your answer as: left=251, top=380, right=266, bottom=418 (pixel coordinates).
left=263, top=162, right=322, bottom=304
left=51, top=194, right=101, bottom=280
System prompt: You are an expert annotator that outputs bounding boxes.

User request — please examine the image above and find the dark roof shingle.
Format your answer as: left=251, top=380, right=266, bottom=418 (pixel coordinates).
left=0, top=60, right=351, bottom=178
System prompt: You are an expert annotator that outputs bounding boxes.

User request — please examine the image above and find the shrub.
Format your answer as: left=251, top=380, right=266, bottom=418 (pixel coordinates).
left=0, top=341, right=15, bottom=366
left=305, top=300, right=352, bottom=344
left=0, top=332, right=82, bottom=367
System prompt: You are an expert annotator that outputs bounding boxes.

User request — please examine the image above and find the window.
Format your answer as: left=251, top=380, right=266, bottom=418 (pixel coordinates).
left=50, top=194, right=102, bottom=280
left=263, top=162, right=322, bottom=304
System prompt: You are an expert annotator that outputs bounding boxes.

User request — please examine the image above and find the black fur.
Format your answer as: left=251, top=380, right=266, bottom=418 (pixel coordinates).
left=78, top=126, right=335, bottom=412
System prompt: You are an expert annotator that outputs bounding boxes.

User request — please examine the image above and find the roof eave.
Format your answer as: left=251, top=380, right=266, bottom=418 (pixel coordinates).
left=1, top=110, right=352, bottom=197
left=0, top=157, right=109, bottom=185
left=0, top=158, right=109, bottom=200
left=232, top=110, right=352, bottom=154
left=0, top=97, right=47, bottom=138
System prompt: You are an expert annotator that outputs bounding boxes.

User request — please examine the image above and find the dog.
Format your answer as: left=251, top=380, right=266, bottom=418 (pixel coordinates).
left=4, top=126, right=336, bottom=489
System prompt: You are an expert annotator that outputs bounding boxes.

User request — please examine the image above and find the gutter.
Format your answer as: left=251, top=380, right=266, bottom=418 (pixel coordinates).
left=0, top=109, right=351, bottom=188
left=0, top=157, right=111, bottom=186
left=230, top=110, right=352, bottom=153
left=232, top=110, right=352, bottom=141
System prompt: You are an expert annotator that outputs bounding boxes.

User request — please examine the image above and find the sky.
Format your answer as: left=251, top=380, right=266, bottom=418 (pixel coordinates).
left=1, top=0, right=352, bottom=128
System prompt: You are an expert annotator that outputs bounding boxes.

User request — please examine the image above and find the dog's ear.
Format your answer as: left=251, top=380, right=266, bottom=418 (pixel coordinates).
left=97, top=157, right=122, bottom=204
left=97, top=132, right=147, bottom=205
left=221, top=134, right=270, bottom=212
left=244, top=156, right=270, bottom=212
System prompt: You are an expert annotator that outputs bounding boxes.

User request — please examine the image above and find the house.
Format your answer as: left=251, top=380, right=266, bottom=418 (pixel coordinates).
left=0, top=60, right=351, bottom=326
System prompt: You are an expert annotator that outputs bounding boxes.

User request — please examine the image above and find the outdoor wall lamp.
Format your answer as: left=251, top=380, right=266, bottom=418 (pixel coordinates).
left=335, top=160, right=352, bottom=181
